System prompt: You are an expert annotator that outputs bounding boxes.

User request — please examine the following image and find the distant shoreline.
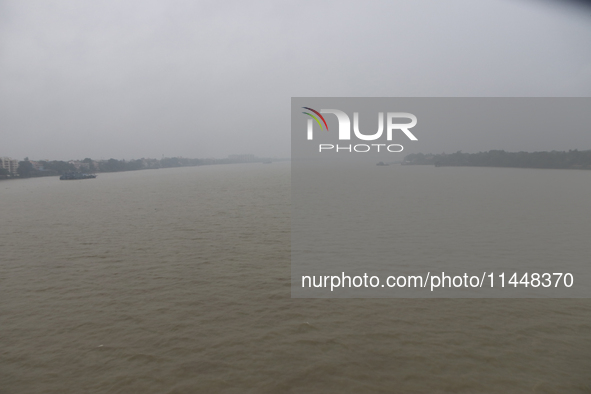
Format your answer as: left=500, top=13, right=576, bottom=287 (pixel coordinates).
left=403, top=149, right=591, bottom=170
left=0, top=156, right=289, bottom=180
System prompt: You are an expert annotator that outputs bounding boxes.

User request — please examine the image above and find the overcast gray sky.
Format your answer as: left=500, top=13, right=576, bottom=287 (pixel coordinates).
left=1, top=0, right=590, bottom=161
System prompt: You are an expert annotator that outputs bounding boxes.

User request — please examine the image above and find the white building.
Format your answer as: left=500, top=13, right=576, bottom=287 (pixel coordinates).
left=0, top=157, right=18, bottom=174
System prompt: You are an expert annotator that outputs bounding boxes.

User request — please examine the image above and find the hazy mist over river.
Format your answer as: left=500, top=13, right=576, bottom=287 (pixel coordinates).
left=2, top=0, right=591, bottom=392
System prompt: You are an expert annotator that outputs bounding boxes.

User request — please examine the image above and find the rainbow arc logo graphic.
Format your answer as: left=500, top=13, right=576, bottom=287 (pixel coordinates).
left=301, top=107, right=328, bottom=131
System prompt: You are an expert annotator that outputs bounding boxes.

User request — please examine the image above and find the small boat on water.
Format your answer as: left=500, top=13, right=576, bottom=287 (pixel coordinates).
left=59, top=172, right=97, bottom=180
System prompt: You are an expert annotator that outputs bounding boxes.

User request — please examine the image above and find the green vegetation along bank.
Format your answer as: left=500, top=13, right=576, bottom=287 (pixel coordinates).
left=1, top=156, right=279, bottom=179
left=403, top=150, right=591, bottom=169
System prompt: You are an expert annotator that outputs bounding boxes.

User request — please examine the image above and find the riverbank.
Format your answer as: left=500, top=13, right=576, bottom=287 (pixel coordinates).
left=403, top=149, right=591, bottom=170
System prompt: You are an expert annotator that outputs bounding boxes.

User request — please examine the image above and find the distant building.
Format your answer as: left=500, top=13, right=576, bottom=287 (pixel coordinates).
left=69, top=160, right=83, bottom=170
left=0, top=157, right=18, bottom=174
left=228, top=154, right=256, bottom=163
left=29, top=161, right=44, bottom=171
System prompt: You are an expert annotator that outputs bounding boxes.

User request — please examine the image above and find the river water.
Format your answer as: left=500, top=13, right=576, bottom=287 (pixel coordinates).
left=1, top=162, right=590, bottom=393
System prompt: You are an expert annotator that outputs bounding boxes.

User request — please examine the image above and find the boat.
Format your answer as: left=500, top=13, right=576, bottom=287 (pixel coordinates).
left=59, top=172, right=97, bottom=180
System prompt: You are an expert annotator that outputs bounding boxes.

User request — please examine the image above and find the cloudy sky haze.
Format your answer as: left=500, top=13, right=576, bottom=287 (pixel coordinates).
left=1, top=0, right=590, bottom=160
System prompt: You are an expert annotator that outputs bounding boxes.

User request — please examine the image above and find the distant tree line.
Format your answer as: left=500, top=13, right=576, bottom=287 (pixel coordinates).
left=12, top=156, right=237, bottom=178
left=403, top=150, right=591, bottom=169
left=98, top=158, right=153, bottom=172
left=5, top=154, right=283, bottom=179
left=16, top=159, right=77, bottom=178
